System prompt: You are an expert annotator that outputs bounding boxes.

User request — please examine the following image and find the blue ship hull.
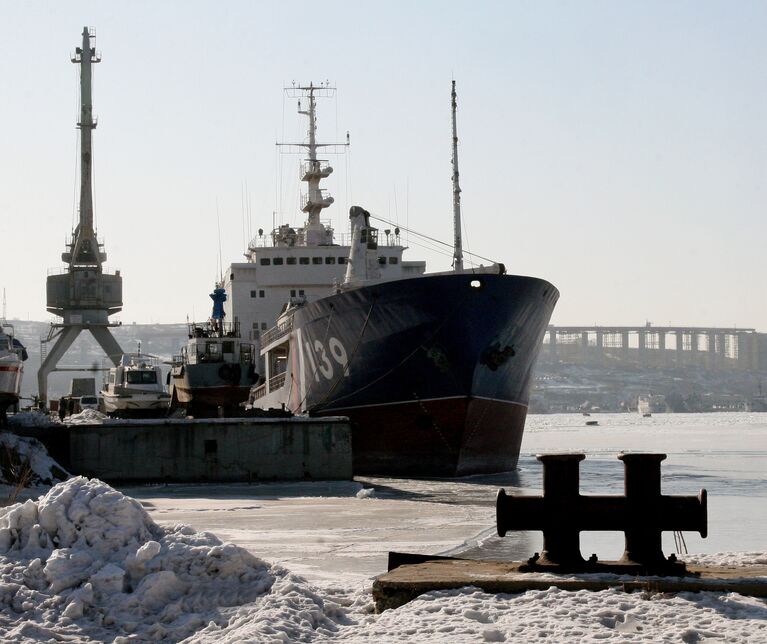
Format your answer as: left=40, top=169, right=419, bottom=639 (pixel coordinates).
left=280, top=272, right=558, bottom=476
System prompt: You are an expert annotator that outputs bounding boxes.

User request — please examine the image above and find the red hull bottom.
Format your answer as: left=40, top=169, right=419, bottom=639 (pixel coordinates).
left=321, top=397, right=528, bottom=477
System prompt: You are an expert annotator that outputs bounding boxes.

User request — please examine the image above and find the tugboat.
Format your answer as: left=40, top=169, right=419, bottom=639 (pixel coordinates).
left=243, top=83, right=558, bottom=476
left=169, top=285, right=257, bottom=416
left=101, top=345, right=170, bottom=417
left=0, top=323, right=27, bottom=421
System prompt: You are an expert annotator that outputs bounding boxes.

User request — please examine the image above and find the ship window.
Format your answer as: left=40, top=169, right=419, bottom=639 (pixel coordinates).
left=286, top=257, right=297, bottom=265
left=109, top=373, right=115, bottom=385
left=312, top=257, right=322, bottom=265
left=206, top=342, right=220, bottom=357
left=290, top=289, right=296, bottom=297
left=204, top=440, right=218, bottom=455
left=127, top=371, right=158, bottom=385
left=299, top=289, right=305, bottom=296
left=389, top=257, right=399, bottom=264
left=261, top=322, right=268, bottom=330
left=259, top=290, right=265, bottom=298
left=324, top=257, right=336, bottom=265
left=299, top=257, right=310, bottom=265
left=250, top=290, right=257, bottom=298
left=222, top=341, right=234, bottom=354
left=230, top=273, right=234, bottom=280
left=338, top=257, right=347, bottom=264
left=252, top=322, right=259, bottom=329
left=260, top=258, right=271, bottom=266
left=378, top=257, right=386, bottom=265
left=273, top=257, right=284, bottom=266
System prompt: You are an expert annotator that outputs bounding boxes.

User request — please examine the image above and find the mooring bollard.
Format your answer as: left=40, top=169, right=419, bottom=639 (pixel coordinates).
left=496, top=452, right=707, bottom=574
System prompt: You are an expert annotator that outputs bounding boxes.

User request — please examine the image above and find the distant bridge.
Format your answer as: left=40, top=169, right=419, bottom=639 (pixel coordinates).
left=541, top=325, right=765, bottom=371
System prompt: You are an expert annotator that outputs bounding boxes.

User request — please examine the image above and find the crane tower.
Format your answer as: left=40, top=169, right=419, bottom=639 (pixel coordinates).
left=38, top=27, right=123, bottom=404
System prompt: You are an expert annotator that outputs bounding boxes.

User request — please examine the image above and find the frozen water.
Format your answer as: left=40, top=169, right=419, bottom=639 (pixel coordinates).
left=0, top=412, right=764, bottom=641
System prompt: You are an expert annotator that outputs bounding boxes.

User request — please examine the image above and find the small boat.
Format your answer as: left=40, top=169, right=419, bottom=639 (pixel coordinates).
left=0, top=323, right=27, bottom=421
left=101, top=348, right=169, bottom=417
left=169, top=284, right=258, bottom=417
left=585, top=420, right=599, bottom=426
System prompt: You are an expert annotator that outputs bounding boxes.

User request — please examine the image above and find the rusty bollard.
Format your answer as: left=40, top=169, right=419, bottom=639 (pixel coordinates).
left=496, top=452, right=707, bottom=574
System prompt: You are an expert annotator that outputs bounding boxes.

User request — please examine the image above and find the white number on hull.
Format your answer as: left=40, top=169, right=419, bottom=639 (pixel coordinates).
left=304, top=337, right=350, bottom=381
left=314, top=340, right=334, bottom=379
left=328, top=337, right=349, bottom=377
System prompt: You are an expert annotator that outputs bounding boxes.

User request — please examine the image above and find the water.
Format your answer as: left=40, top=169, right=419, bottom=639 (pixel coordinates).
left=359, top=412, right=767, bottom=561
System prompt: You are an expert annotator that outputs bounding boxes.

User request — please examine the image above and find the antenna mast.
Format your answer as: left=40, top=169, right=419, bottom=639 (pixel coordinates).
left=451, top=81, right=464, bottom=272
left=277, top=82, right=349, bottom=246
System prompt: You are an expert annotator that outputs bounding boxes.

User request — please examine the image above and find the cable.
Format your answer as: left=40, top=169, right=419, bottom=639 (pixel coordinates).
left=368, top=213, right=499, bottom=265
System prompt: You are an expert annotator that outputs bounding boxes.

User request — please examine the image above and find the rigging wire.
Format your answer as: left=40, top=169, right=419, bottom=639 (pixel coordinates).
left=368, top=213, right=500, bottom=266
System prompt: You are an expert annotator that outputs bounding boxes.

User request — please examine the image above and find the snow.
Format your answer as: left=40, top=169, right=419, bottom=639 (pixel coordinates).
left=65, top=408, right=108, bottom=424
left=0, top=477, right=763, bottom=642
left=0, top=431, right=68, bottom=488
left=0, top=477, right=289, bottom=642
left=7, top=410, right=56, bottom=428
left=0, top=414, right=764, bottom=641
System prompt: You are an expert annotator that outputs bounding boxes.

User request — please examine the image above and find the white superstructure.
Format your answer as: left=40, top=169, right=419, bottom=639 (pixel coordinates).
left=223, top=83, right=425, bottom=348
left=101, top=351, right=169, bottom=416
left=0, top=324, right=25, bottom=413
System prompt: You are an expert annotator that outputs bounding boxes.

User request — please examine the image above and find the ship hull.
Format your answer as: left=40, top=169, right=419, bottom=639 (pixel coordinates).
left=281, top=272, right=558, bottom=476
left=170, top=362, right=254, bottom=416
left=0, top=360, right=23, bottom=416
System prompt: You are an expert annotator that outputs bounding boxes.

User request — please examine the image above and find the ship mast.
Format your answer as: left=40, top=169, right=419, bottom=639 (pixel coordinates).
left=451, top=80, right=464, bottom=272
left=278, top=82, right=349, bottom=246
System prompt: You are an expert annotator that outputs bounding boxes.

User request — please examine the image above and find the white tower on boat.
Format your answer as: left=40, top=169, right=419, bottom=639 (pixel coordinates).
left=277, top=82, right=349, bottom=246
left=38, top=27, right=123, bottom=405
left=451, top=80, right=464, bottom=272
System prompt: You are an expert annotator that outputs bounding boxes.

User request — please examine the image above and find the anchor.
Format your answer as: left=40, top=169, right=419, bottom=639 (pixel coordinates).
left=496, top=453, right=707, bottom=575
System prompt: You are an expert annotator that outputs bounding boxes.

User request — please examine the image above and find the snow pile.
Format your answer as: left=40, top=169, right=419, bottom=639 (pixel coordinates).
left=8, top=410, right=56, bottom=428
left=66, top=408, right=108, bottom=425
left=0, top=477, right=353, bottom=642
left=337, top=586, right=767, bottom=643
left=0, top=431, right=68, bottom=487
left=356, top=487, right=375, bottom=499
left=686, top=551, right=767, bottom=567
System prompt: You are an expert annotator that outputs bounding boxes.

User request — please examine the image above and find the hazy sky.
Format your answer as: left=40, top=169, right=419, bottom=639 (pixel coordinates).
left=1, top=1, right=765, bottom=329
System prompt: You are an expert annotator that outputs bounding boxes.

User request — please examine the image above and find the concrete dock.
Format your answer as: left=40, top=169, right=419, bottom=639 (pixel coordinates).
left=373, top=558, right=767, bottom=612
left=21, top=416, right=353, bottom=482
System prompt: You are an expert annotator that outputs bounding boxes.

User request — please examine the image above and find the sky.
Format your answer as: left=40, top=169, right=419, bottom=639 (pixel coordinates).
left=0, top=1, right=765, bottom=329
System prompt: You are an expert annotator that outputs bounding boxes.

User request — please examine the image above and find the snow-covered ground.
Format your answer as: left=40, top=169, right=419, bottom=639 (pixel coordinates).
left=0, top=413, right=764, bottom=642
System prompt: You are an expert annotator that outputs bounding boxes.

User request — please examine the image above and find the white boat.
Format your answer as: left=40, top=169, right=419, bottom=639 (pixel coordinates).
left=0, top=323, right=27, bottom=420
left=637, top=393, right=670, bottom=415
left=101, top=352, right=169, bottom=417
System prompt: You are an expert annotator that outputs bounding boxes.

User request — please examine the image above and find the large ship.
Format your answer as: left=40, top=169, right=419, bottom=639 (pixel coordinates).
left=240, top=83, right=558, bottom=476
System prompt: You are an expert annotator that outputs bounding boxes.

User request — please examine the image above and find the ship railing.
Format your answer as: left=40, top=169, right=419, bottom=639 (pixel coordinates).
left=260, top=318, right=294, bottom=347
left=251, top=383, right=267, bottom=400
left=300, top=160, right=332, bottom=179
left=300, top=189, right=333, bottom=211
left=268, top=372, right=286, bottom=392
